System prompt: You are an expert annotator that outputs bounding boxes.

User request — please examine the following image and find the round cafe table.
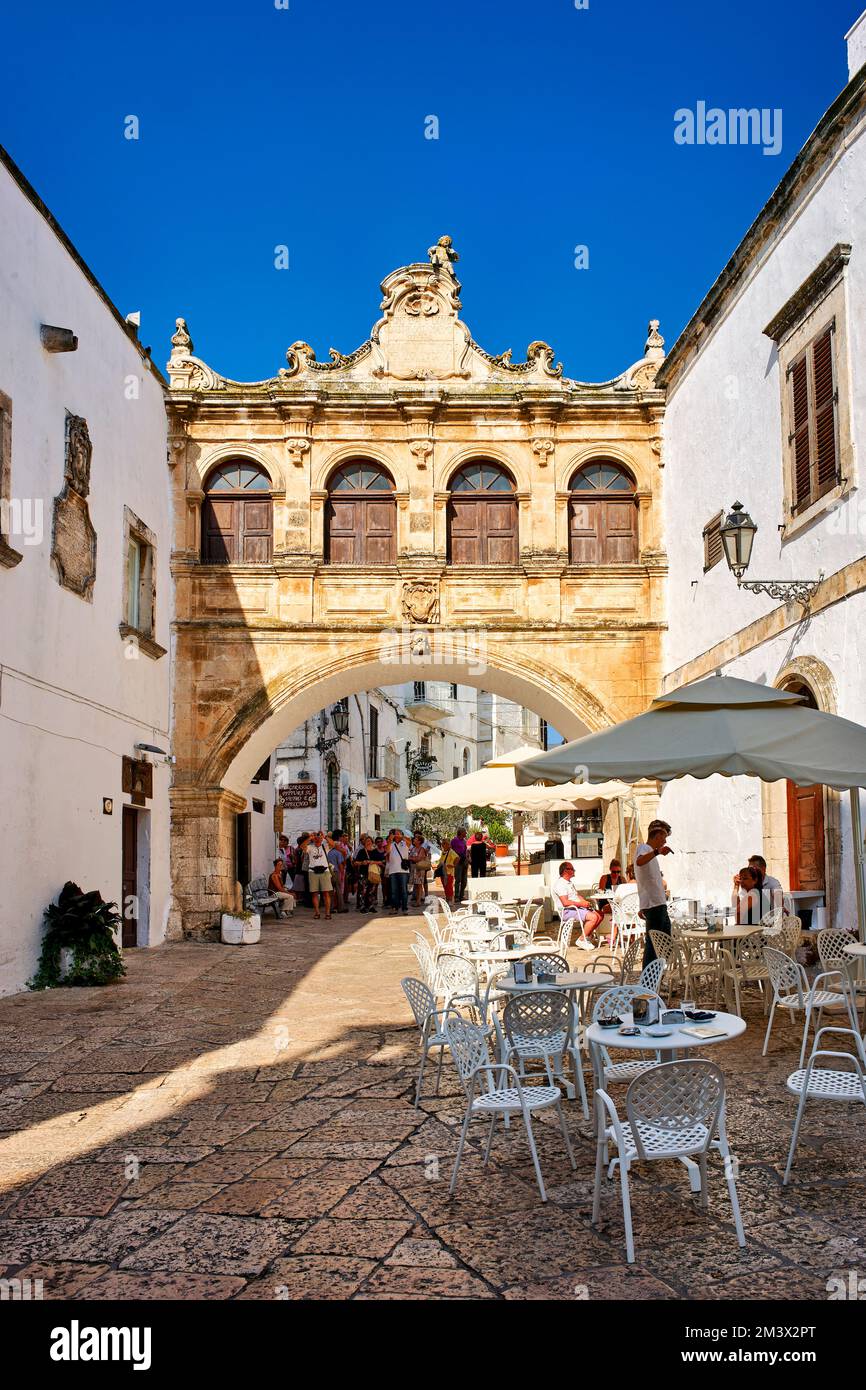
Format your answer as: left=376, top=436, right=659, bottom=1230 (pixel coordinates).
left=586, top=1010, right=747, bottom=1190
left=495, top=971, right=611, bottom=1111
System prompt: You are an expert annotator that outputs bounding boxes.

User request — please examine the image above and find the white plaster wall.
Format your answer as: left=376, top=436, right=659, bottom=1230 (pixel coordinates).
left=0, top=158, right=171, bottom=995
left=660, top=98, right=866, bottom=925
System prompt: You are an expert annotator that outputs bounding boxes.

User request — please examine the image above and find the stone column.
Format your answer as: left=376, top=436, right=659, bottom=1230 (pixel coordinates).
left=170, top=785, right=248, bottom=940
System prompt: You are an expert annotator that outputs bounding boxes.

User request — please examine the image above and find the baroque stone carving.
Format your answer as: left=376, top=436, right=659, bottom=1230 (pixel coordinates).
left=52, top=412, right=97, bottom=600
left=409, top=440, right=433, bottom=468
left=401, top=578, right=439, bottom=624
left=286, top=438, right=311, bottom=467
left=531, top=438, right=555, bottom=466
left=428, top=235, right=459, bottom=277
left=405, top=289, right=439, bottom=317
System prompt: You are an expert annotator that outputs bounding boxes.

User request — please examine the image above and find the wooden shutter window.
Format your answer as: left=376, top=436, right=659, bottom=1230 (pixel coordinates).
left=788, top=324, right=839, bottom=515
left=325, top=462, right=396, bottom=565
left=812, top=326, right=838, bottom=491
left=201, top=462, right=272, bottom=563
left=447, top=462, right=518, bottom=565
left=568, top=461, right=637, bottom=564
left=703, top=513, right=723, bottom=571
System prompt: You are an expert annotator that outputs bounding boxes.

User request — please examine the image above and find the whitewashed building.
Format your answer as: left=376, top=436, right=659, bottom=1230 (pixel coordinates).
left=0, top=146, right=174, bottom=994
left=657, top=18, right=866, bottom=928
left=272, top=683, right=543, bottom=849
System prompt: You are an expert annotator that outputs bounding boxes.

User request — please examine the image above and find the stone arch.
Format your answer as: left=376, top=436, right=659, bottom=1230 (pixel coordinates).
left=208, top=638, right=614, bottom=796
left=439, top=446, right=527, bottom=494
left=313, top=444, right=402, bottom=494
left=558, top=442, right=646, bottom=495
left=761, top=654, right=840, bottom=924
left=194, top=441, right=284, bottom=493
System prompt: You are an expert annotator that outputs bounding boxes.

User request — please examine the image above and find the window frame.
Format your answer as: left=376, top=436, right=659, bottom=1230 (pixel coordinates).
left=201, top=459, right=274, bottom=565
left=447, top=460, right=518, bottom=566
left=119, top=506, right=165, bottom=659
left=567, top=459, right=638, bottom=565
left=324, top=459, right=397, bottom=566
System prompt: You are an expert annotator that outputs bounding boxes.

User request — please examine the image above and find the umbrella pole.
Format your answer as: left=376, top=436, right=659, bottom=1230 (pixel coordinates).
left=851, top=787, right=866, bottom=942
left=617, top=797, right=627, bottom=867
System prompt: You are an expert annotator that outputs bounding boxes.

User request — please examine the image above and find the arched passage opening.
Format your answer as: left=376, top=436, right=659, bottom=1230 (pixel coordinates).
left=169, top=640, right=618, bottom=937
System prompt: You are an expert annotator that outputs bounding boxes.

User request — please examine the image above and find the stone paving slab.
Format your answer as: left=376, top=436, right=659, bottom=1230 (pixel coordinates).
left=0, top=901, right=865, bottom=1300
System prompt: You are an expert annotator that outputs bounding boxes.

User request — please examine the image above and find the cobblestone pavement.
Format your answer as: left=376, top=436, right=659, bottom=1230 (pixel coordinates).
left=0, top=904, right=864, bottom=1300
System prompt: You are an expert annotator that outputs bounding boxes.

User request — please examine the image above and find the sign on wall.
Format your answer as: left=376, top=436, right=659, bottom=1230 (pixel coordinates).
left=279, top=782, right=318, bottom=810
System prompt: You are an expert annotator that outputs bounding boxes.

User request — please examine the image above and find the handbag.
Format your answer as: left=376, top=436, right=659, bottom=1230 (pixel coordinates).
left=415, top=856, right=432, bottom=872
left=367, top=861, right=382, bottom=885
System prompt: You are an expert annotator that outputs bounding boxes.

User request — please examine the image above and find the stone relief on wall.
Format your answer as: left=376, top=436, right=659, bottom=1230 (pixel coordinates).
left=52, top=412, right=97, bottom=600
left=401, top=578, right=439, bottom=624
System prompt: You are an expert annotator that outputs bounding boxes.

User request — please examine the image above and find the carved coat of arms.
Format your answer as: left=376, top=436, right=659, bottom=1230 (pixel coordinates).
left=401, top=579, right=439, bottom=624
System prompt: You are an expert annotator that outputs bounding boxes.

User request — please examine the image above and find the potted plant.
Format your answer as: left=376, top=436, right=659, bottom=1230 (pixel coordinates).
left=221, top=906, right=261, bottom=945
left=29, top=881, right=126, bottom=990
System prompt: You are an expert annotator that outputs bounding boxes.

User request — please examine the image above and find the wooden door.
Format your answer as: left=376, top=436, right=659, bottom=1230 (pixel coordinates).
left=484, top=498, right=518, bottom=564
left=326, top=498, right=395, bottom=564
left=569, top=498, right=602, bottom=563
left=241, top=499, right=272, bottom=562
left=787, top=782, right=826, bottom=892
left=448, top=498, right=482, bottom=564
left=121, top=807, right=138, bottom=948
left=202, top=497, right=272, bottom=562
left=362, top=499, right=396, bottom=564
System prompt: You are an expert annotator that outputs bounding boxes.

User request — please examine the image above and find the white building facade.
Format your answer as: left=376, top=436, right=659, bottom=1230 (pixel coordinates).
left=0, top=148, right=174, bottom=995
left=657, top=26, right=866, bottom=928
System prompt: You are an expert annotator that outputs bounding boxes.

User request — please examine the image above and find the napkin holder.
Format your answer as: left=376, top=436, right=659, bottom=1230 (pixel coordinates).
left=631, top=993, right=660, bottom=1026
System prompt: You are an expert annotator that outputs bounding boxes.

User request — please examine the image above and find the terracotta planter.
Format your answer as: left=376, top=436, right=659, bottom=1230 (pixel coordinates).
left=495, top=844, right=510, bottom=858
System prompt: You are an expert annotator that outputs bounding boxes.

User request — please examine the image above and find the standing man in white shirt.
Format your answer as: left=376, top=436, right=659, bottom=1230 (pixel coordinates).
left=634, top=819, right=674, bottom=968
left=386, top=828, right=411, bottom=914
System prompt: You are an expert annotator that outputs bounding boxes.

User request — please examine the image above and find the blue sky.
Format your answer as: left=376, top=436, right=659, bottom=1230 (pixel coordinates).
left=1, top=0, right=861, bottom=382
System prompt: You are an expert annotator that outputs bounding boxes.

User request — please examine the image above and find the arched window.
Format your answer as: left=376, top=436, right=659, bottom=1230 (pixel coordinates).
left=201, top=460, right=272, bottom=564
left=448, top=460, right=518, bottom=565
left=325, top=460, right=396, bottom=565
left=568, top=460, right=637, bottom=564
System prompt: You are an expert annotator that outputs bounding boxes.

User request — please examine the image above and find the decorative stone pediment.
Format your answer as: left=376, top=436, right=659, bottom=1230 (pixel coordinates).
left=52, top=412, right=97, bottom=599
left=166, top=240, right=664, bottom=398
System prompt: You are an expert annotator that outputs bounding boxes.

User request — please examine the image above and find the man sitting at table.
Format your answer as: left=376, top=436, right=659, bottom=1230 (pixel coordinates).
left=554, top=862, right=603, bottom=951
left=747, top=854, right=791, bottom=916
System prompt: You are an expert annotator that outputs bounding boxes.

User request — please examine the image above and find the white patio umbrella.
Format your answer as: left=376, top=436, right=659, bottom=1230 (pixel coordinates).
left=513, top=674, right=866, bottom=937
left=406, top=745, right=634, bottom=867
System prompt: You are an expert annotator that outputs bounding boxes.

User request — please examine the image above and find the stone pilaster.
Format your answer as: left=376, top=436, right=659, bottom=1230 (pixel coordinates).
left=170, top=785, right=248, bottom=940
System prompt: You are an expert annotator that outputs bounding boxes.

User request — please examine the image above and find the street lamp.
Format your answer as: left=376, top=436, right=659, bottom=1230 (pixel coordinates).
left=719, top=501, right=821, bottom=605
left=314, top=703, right=349, bottom=754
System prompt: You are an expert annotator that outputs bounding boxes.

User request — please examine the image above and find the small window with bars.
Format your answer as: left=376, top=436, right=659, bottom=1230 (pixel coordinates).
left=702, top=512, right=723, bottom=572
left=787, top=322, right=840, bottom=515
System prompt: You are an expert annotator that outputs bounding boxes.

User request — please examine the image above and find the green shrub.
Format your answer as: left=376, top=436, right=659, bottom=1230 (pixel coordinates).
left=29, top=881, right=126, bottom=990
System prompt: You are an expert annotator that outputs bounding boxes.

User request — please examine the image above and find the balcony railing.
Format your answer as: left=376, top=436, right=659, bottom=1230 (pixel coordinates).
left=367, top=744, right=400, bottom=790
left=404, top=681, right=453, bottom=722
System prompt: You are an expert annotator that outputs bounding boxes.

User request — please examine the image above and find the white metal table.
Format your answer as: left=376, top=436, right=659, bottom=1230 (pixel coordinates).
left=586, top=1010, right=747, bottom=1189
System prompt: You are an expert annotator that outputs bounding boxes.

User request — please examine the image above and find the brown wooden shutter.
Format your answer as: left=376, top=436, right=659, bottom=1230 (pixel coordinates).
left=363, top=499, right=396, bottom=564
left=327, top=498, right=360, bottom=564
left=703, top=514, right=723, bottom=570
left=241, top=499, right=272, bottom=563
left=202, top=499, right=236, bottom=563
left=812, top=326, right=838, bottom=493
left=790, top=354, right=812, bottom=512
left=569, top=498, right=601, bottom=563
left=601, top=499, right=638, bottom=562
left=449, top=498, right=482, bottom=564
left=483, top=498, right=518, bottom=565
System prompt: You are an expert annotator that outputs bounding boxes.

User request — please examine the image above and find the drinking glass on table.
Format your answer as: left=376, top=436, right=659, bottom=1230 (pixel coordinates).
left=619, top=1005, right=634, bottom=1028
left=681, top=998, right=695, bottom=1016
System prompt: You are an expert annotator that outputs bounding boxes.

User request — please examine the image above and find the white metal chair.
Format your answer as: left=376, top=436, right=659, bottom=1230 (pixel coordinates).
left=411, top=935, right=439, bottom=993
left=763, top=946, right=856, bottom=1067
left=444, top=1013, right=576, bottom=1202
left=719, top=931, right=770, bottom=1016
left=590, top=985, right=665, bottom=1093
left=423, top=908, right=451, bottom=951
left=817, top=927, right=866, bottom=1028
left=401, top=977, right=455, bottom=1107
left=612, top=891, right=643, bottom=959
left=679, top=934, right=721, bottom=1005
left=525, top=952, right=570, bottom=976
left=502, top=989, right=589, bottom=1118
left=592, top=1059, right=745, bottom=1263
left=648, top=929, right=682, bottom=998
left=638, top=957, right=666, bottom=994
left=783, top=1026, right=866, bottom=1183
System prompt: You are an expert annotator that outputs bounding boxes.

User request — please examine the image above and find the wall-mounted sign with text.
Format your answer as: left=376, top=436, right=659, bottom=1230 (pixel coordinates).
left=279, top=783, right=318, bottom=810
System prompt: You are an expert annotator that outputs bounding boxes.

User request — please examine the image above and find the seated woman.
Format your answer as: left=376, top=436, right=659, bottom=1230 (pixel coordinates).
left=731, top=864, right=772, bottom=925
left=267, top=860, right=296, bottom=919
left=554, top=861, right=603, bottom=951
left=597, top=858, right=624, bottom=917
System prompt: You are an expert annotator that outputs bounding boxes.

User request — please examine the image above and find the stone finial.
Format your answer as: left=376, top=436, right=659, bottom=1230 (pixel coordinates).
left=644, top=319, right=665, bottom=361
left=170, top=317, right=194, bottom=360
left=428, top=235, right=459, bottom=275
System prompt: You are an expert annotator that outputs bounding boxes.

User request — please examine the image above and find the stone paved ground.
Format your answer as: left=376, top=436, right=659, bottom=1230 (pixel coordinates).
left=1, top=903, right=865, bottom=1300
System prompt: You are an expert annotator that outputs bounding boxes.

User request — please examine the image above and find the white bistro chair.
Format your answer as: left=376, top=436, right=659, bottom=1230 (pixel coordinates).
left=592, top=1059, right=745, bottom=1263
left=763, top=946, right=856, bottom=1067
left=783, top=1026, right=866, bottom=1183
left=444, top=1014, right=576, bottom=1202
left=502, top=989, right=589, bottom=1118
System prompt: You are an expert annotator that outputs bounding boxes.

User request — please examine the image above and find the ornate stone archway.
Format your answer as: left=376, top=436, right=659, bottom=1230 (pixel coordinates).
left=166, top=240, right=667, bottom=936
